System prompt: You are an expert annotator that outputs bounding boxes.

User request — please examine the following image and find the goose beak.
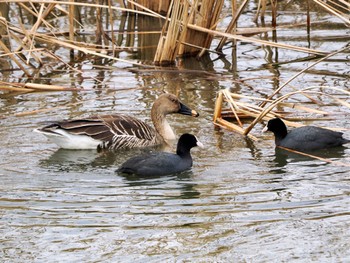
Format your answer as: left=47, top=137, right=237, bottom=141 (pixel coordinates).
left=179, top=102, right=199, bottom=117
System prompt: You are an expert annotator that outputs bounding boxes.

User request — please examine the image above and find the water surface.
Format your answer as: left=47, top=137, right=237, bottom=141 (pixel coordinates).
left=1, top=2, right=350, bottom=262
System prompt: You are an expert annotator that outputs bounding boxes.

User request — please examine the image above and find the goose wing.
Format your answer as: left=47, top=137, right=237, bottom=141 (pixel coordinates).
left=40, top=114, right=158, bottom=148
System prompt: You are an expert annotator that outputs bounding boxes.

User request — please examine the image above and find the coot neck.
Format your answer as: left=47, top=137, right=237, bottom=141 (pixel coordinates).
left=176, top=146, right=192, bottom=160
left=273, top=125, right=288, bottom=144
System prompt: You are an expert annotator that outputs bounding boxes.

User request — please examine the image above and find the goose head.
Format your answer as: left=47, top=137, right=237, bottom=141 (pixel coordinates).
left=152, top=93, right=199, bottom=117
left=151, top=93, right=199, bottom=142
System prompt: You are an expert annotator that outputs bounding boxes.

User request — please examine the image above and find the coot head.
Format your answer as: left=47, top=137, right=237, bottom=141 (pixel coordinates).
left=176, top=133, right=203, bottom=156
left=262, top=118, right=288, bottom=139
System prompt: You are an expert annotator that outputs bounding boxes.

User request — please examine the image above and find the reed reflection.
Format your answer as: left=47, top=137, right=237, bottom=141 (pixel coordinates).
left=272, top=146, right=349, bottom=168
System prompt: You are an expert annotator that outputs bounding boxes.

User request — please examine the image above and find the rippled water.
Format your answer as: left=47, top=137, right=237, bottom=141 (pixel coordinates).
left=1, top=2, right=350, bottom=262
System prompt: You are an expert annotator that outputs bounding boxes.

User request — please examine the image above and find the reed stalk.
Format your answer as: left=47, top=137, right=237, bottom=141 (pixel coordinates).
left=154, top=0, right=225, bottom=64
left=312, top=0, right=350, bottom=26
left=260, top=45, right=350, bottom=108
left=69, top=0, right=75, bottom=58
left=1, top=0, right=349, bottom=83
left=244, top=86, right=350, bottom=136
left=128, top=0, right=171, bottom=14
left=216, top=0, right=249, bottom=51
left=154, top=0, right=180, bottom=65
left=0, top=38, right=32, bottom=76
left=254, top=0, right=267, bottom=22
left=277, top=146, right=350, bottom=167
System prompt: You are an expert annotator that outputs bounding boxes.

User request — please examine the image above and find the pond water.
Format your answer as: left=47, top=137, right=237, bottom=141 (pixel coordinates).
left=1, top=1, right=350, bottom=262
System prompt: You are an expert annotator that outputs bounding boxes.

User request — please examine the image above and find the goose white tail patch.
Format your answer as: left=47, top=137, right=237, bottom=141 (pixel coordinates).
left=35, top=128, right=101, bottom=149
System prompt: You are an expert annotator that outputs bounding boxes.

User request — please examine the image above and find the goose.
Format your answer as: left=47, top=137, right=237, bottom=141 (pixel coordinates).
left=117, top=133, right=203, bottom=176
left=35, top=93, right=199, bottom=150
left=262, top=118, right=350, bottom=151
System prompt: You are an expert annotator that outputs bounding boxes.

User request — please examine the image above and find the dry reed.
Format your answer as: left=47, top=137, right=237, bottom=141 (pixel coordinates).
left=277, top=146, right=350, bottom=167
left=0, top=0, right=349, bottom=87
left=213, top=42, right=350, bottom=135
left=213, top=86, right=350, bottom=138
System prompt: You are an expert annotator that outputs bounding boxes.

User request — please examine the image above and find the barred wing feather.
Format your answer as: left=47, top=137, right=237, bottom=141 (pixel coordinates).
left=44, top=114, right=159, bottom=149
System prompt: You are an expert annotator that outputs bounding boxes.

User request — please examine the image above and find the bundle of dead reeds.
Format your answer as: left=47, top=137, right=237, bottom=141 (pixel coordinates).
left=0, top=1, right=157, bottom=80
left=0, top=0, right=349, bottom=86
left=154, top=0, right=227, bottom=64
left=214, top=86, right=350, bottom=137
left=153, top=0, right=350, bottom=65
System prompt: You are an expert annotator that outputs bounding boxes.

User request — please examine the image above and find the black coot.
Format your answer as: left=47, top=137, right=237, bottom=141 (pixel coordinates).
left=117, top=133, right=203, bottom=176
left=263, top=118, right=350, bottom=151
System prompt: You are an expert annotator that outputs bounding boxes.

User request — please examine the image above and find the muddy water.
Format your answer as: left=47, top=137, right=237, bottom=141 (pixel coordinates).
left=1, top=2, right=350, bottom=262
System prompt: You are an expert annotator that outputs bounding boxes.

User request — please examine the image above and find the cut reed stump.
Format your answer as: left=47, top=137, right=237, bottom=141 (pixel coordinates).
left=154, top=0, right=224, bottom=65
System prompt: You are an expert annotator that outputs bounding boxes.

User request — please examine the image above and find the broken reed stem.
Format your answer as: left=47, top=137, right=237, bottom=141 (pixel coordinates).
left=254, top=0, right=267, bottom=22
left=0, top=81, right=81, bottom=91
left=15, top=2, right=56, bottom=53
left=69, top=0, right=75, bottom=58
left=108, top=0, right=115, bottom=57
left=271, top=0, right=277, bottom=28
left=213, top=90, right=223, bottom=123
left=177, top=0, right=191, bottom=57
left=0, top=86, right=35, bottom=92
left=24, top=83, right=81, bottom=91
left=154, top=0, right=185, bottom=65
left=277, top=146, right=350, bottom=167
left=215, top=86, right=349, bottom=137
left=216, top=0, right=249, bottom=51
left=32, top=32, right=154, bottom=68
left=279, top=102, right=329, bottom=115
left=227, top=92, right=329, bottom=116
left=223, top=89, right=243, bottom=127
left=27, top=3, right=46, bottom=65
left=186, top=23, right=326, bottom=56
left=0, top=38, right=32, bottom=76
left=215, top=118, right=258, bottom=141
left=312, top=0, right=350, bottom=26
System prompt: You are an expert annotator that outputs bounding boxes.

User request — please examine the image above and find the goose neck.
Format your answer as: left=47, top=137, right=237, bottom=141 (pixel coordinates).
left=151, top=110, right=176, bottom=141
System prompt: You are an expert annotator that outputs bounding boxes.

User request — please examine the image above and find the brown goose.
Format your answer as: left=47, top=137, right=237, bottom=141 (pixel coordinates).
left=35, top=93, right=199, bottom=150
